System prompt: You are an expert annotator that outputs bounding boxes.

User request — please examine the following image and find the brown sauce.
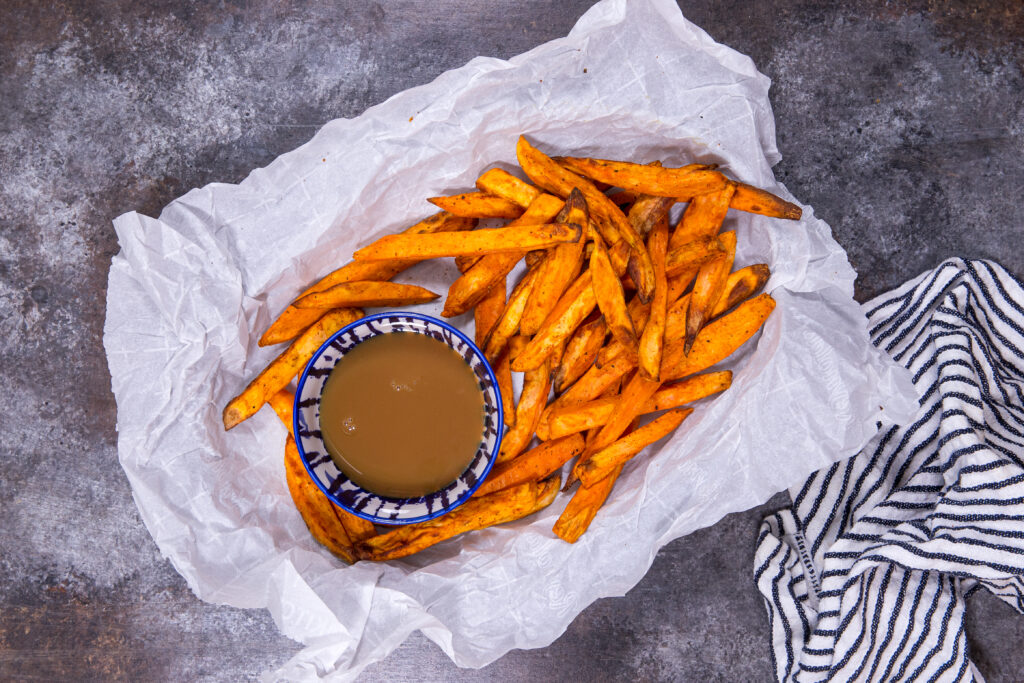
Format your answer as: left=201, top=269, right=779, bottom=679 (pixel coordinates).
left=320, top=332, right=486, bottom=498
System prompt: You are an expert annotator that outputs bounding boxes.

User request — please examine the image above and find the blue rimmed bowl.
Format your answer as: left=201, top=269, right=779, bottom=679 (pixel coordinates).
left=293, top=312, right=503, bottom=525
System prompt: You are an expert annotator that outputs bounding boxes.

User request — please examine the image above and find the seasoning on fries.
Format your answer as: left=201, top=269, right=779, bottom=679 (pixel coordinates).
left=223, top=135, right=800, bottom=561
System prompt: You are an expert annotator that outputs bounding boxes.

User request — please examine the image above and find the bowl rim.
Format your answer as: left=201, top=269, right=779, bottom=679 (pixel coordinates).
left=293, top=310, right=504, bottom=525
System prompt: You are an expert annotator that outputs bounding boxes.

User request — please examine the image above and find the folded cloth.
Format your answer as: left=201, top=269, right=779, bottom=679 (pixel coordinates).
left=755, top=259, right=1024, bottom=682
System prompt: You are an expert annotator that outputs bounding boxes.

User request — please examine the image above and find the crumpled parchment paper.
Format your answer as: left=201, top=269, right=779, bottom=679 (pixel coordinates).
left=103, top=0, right=920, bottom=679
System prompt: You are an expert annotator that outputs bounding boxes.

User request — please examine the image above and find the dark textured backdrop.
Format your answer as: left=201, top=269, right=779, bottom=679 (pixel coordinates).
left=2, top=1, right=1023, bottom=680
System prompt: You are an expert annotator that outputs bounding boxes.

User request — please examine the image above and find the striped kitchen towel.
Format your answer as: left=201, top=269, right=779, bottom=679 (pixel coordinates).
left=755, top=259, right=1024, bottom=682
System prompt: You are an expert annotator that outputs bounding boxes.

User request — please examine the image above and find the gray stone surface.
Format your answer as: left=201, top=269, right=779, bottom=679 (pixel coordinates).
left=1, top=0, right=1022, bottom=680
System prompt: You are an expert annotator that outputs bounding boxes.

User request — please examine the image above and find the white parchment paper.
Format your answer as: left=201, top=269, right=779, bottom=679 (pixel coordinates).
left=103, top=0, right=920, bottom=679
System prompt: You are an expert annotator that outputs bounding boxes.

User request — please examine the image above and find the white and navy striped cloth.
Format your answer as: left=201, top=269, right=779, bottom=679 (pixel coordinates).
left=756, top=259, right=1024, bottom=682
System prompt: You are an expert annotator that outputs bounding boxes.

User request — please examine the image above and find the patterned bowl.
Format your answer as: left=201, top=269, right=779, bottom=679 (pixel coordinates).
left=293, top=312, right=503, bottom=525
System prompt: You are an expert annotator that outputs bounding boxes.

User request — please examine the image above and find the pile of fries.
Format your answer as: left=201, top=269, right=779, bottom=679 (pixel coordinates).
left=222, top=136, right=799, bottom=562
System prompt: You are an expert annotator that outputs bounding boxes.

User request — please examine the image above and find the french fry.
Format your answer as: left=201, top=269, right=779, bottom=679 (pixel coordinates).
left=560, top=156, right=729, bottom=200
left=358, top=476, right=560, bottom=561
left=473, top=434, right=584, bottom=498
left=546, top=370, right=731, bottom=440
left=590, top=236, right=638, bottom=352
left=669, top=185, right=735, bottom=250
left=516, top=137, right=657, bottom=303
left=474, top=278, right=505, bottom=345
left=223, top=309, right=363, bottom=430
left=577, top=408, right=693, bottom=488
left=483, top=267, right=540, bottom=363
left=354, top=222, right=580, bottom=261
left=731, top=182, right=802, bottom=220
left=511, top=271, right=596, bottom=372
left=712, top=264, right=770, bottom=318
left=441, top=194, right=565, bottom=317
left=520, top=189, right=590, bottom=335
left=268, top=389, right=295, bottom=438
left=495, top=349, right=515, bottom=429
left=293, top=281, right=439, bottom=309
left=497, top=358, right=552, bottom=463
left=661, top=293, right=776, bottom=382
left=638, top=217, right=669, bottom=380
left=568, top=372, right=661, bottom=487
left=525, top=249, right=547, bottom=269
left=455, top=254, right=481, bottom=273
left=665, top=234, right=727, bottom=277
left=475, top=167, right=542, bottom=208
left=626, top=187, right=675, bottom=239
left=552, top=464, right=621, bottom=543
left=284, top=435, right=357, bottom=563
left=553, top=317, right=606, bottom=395
left=260, top=212, right=474, bottom=346
left=428, top=192, right=525, bottom=219
left=683, top=231, right=737, bottom=354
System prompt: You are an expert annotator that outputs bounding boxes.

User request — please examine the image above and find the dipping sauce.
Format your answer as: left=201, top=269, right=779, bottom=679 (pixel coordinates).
left=320, top=332, right=486, bottom=498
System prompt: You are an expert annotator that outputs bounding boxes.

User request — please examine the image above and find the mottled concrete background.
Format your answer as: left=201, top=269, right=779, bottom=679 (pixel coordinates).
left=2, top=0, right=1023, bottom=680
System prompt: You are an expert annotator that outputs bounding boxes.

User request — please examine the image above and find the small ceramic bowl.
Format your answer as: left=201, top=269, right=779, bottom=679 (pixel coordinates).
left=293, top=312, right=503, bottom=525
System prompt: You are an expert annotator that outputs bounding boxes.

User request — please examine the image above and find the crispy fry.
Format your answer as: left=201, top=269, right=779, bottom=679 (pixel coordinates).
left=669, top=185, right=735, bottom=250
left=474, top=278, right=505, bottom=345
left=475, top=167, right=542, bottom=208
left=683, top=231, right=737, bottom=354
left=730, top=182, right=802, bottom=220
left=552, top=464, right=621, bottom=543
left=511, top=271, right=596, bottom=372
left=662, top=293, right=776, bottom=381
left=545, top=368, right=730, bottom=439
left=665, top=235, right=726, bottom=278
left=520, top=189, right=590, bottom=335
left=568, top=372, right=661, bottom=486
left=455, top=254, right=481, bottom=273
left=553, top=317, right=606, bottom=395
left=483, top=267, right=539, bottom=363
left=294, top=281, right=439, bottom=309
left=223, top=309, right=362, bottom=430
left=284, top=435, right=356, bottom=563
left=260, top=212, right=474, bottom=346
left=358, top=476, right=560, bottom=561
left=577, top=408, right=692, bottom=488
left=712, top=264, right=771, bottom=318
left=638, top=217, right=669, bottom=380
left=560, top=156, right=728, bottom=200
left=497, top=358, right=552, bottom=463
left=495, top=349, right=515, bottom=429
left=590, top=236, right=637, bottom=347
left=428, top=192, right=525, bottom=219
left=473, top=434, right=584, bottom=498
left=539, top=351, right=636, bottom=441
left=627, top=189, right=675, bottom=240
left=516, top=137, right=656, bottom=303
left=354, top=222, right=579, bottom=261
left=441, top=194, right=565, bottom=317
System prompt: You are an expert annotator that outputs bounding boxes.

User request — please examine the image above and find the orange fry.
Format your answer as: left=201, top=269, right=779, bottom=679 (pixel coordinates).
left=520, top=189, right=590, bottom=335
left=683, top=231, right=737, bottom=354
left=552, top=464, right=621, bottom=543
left=638, top=217, right=669, bottom=380
left=547, top=371, right=730, bottom=440
left=511, top=271, right=596, bottom=372
left=553, top=317, right=606, bottom=395
left=560, top=156, right=728, bottom=200
left=294, top=281, right=438, bottom=309
left=473, top=434, right=585, bottom=498
left=662, top=293, right=776, bottom=382
left=516, top=137, right=656, bottom=303
left=428, top=191, right=525, bottom=219
left=665, top=235, right=726, bottom=278
left=475, top=167, right=542, bottom=208
left=712, top=263, right=771, bottom=318
left=589, top=236, right=637, bottom=352
left=357, top=477, right=560, bottom=561
left=284, top=435, right=357, bottom=563
left=223, top=308, right=363, bottom=430
left=669, top=185, right=735, bottom=250
left=730, top=182, right=802, bottom=220
left=497, top=358, right=552, bottom=463
left=483, top=267, right=539, bottom=363
left=268, top=389, right=295, bottom=438
left=260, top=212, right=474, bottom=346
left=577, top=408, right=693, bottom=488
left=354, top=222, right=580, bottom=261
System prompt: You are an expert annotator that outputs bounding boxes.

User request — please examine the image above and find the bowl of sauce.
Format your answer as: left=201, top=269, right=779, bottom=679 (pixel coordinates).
left=293, top=312, right=503, bottom=524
